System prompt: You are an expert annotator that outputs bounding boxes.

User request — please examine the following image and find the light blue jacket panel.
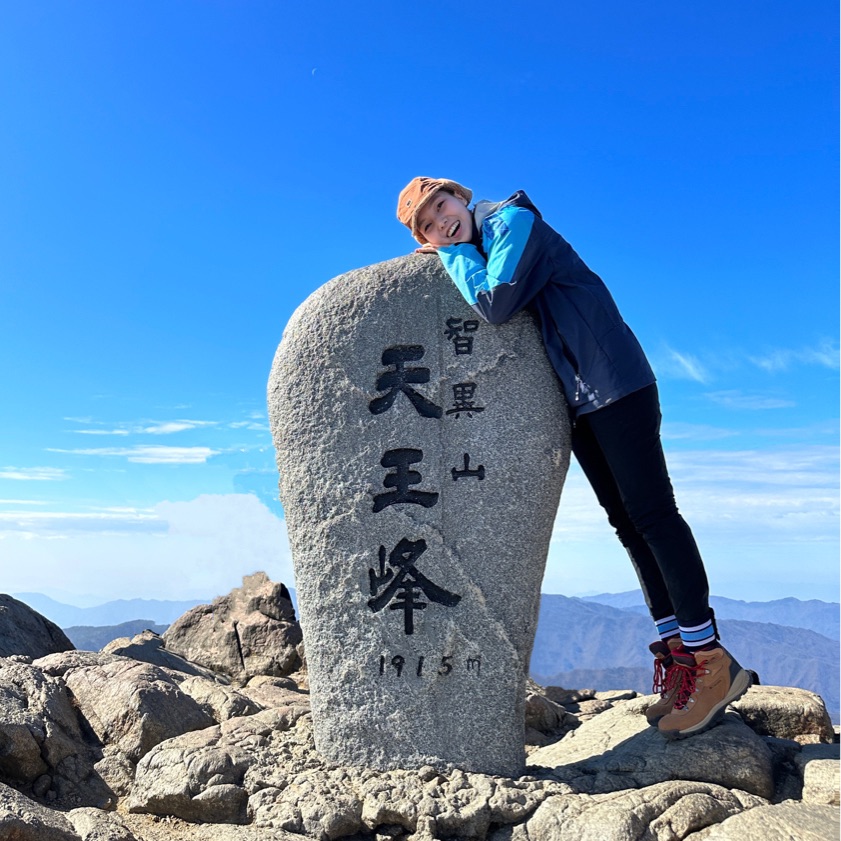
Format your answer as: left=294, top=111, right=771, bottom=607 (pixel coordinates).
left=436, top=191, right=655, bottom=417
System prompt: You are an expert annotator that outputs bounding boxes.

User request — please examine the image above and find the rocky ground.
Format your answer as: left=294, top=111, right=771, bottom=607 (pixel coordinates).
left=1, top=574, right=838, bottom=841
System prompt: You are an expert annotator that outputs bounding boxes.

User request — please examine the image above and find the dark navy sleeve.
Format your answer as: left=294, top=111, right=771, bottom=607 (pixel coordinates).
left=437, top=206, right=548, bottom=324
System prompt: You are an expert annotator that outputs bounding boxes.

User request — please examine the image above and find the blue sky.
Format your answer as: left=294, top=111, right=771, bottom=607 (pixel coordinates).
left=1, top=2, right=837, bottom=606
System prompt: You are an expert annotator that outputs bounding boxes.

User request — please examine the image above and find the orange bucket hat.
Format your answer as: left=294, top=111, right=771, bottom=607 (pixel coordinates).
left=397, top=177, right=473, bottom=244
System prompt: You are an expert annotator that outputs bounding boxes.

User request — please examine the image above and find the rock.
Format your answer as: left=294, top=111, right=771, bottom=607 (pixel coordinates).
left=524, top=692, right=577, bottom=745
left=732, top=684, right=835, bottom=743
left=0, top=780, right=80, bottom=840
left=0, top=594, right=74, bottom=659
left=239, top=676, right=309, bottom=712
left=267, top=254, right=570, bottom=776
left=493, top=781, right=766, bottom=841
left=103, top=631, right=225, bottom=682
left=177, top=676, right=263, bottom=723
left=0, top=659, right=111, bottom=807
left=163, top=573, right=302, bottom=683
left=528, top=696, right=775, bottom=800
left=795, top=743, right=840, bottom=806
left=63, top=659, right=215, bottom=763
left=129, top=706, right=576, bottom=838
left=34, top=650, right=125, bottom=677
left=684, top=801, right=840, bottom=840
left=543, top=686, right=597, bottom=706
left=66, top=806, right=139, bottom=840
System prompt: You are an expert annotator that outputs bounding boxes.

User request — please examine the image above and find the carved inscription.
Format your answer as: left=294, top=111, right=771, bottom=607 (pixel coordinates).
left=444, top=317, right=479, bottom=355
left=378, top=654, right=482, bottom=677
left=369, top=345, right=443, bottom=418
left=452, top=453, right=485, bottom=481
left=372, top=448, right=439, bottom=512
left=368, top=538, right=461, bottom=635
left=446, top=382, right=485, bottom=418
left=366, top=324, right=486, bottom=639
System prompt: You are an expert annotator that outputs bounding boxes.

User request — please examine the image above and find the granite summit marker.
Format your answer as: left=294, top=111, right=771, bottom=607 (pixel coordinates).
left=268, top=254, right=570, bottom=776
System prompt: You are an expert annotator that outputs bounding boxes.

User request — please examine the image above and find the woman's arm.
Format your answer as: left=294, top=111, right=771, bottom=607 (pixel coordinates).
left=437, top=205, right=549, bottom=324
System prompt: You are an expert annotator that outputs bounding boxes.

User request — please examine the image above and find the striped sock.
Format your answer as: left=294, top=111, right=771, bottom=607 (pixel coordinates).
left=654, top=614, right=679, bottom=641
left=680, top=618, right=717, bottom=650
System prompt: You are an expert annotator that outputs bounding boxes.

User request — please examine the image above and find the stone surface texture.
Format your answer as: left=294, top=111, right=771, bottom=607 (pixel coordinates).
left=63, top=659, right=215, bottom=763
left=0, top=580, right=839, bottom=841
left=163, top=573, right=302, bottom=683
left=528, top=695, right=776, bottom=800
left=0, top=594, right=74, bottom=660
left=104, top=631, right=224, bottom=682
left=684, top=802, right=840, bottom=840
left=267, top=254, right=570, bottom=776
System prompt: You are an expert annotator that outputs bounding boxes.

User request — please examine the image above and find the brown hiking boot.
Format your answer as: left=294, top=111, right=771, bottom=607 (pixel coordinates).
left=657, top=646, right=752, bottom=740
left=645, top=637, right=686, bottom=726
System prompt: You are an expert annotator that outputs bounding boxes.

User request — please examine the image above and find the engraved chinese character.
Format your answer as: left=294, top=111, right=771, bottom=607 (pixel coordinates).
left=444, top=317, right=479, bottom=355
left=369, top=345, right=443, bottom=418
left=368, top=538, right=461, bottom=635
left=372, top=448, right=439, bottom=512
left=445, top=382, right=485, bottom=418
left=451, top=453, right=485, bottom=481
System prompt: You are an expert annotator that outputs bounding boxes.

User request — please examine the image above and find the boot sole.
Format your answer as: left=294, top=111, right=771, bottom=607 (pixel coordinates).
left=660, top=667, right=753, bottom=741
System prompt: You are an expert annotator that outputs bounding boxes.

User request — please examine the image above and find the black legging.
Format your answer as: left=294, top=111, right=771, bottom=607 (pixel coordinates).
left=571, top=383, right=712, bottom=630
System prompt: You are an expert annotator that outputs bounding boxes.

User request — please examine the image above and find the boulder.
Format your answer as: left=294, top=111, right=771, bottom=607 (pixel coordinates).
left=795, top=743, right=840, bottom=806
left=63, top=659, right=215, bottom=763
left=268, top=254, right=570, bottom=776
left=0, top=594, right=74, bottom=659
left=0, top=659, right=111, bottom=807
left=528, top=696, right=775, bottom=800
left=684, top=801, right=840, bottom=840
left=494, top=781, right=767, bottom=841
left=0, top=780, right=81, bottom=840
left=163, top=573, right=302, bottom=683
left=103, top=630, right=226, bottom=682
left=732, top=685, right=835, bottom=743
left=66, top=806, right=139, bottom=841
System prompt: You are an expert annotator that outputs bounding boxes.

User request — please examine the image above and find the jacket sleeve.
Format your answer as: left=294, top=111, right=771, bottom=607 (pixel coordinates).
left=437, top=205, right=548, bottom=324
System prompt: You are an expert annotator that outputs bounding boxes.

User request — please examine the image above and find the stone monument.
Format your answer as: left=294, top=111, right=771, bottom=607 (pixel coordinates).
left=268, top=253, right=570, bottom=776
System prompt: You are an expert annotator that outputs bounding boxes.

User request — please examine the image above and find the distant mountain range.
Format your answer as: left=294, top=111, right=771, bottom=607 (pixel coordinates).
left=582, top=591, right=840, bottom=640
left=532, top=594, right=839, bottom=724
left=64, top=620, right=169, bottom=652
left=11, top=589, right=839, bottom=723
left=11, top=593, right=206, bottom=628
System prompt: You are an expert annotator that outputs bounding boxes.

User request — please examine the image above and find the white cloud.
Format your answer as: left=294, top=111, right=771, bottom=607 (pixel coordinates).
left=0, top=494, right=294, bottom=602
left=47, top=446, right=220, bottom=464
left=704, top=390, right=796, bottom=410
left=71, top=419, right=218, bottom=436
left=0, top=508, right=165, bottom=536
left=542, top=446, right=839, bottom=600
left=0, top=499, right=48, bottom=505
left=661, top=422, right=739, bottom=441
left=0, top=467, right=68, bottom=481
left=141, top=420, right=218, bottom=435
left=655, top=348, right=710, bottom=383
left=749, top=340, right=839, bottom=373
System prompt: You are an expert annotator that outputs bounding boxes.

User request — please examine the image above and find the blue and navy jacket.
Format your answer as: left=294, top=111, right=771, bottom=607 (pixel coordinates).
left=437, top=191, right=655, bottom=417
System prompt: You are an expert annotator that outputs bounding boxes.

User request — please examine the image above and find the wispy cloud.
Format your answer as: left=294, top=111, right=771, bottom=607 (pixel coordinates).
left=0, top=507, right=166, bottom=536
left=0, top=467, right=68, bottom=481
left=229, top=421, right=270, bottom=431
left=657, top=348, right=710, bottom=383
left=661, top=422, right=739, bottom=441
left=47, top=446, right=220, bottom=464
left=704, top=390, right=796, bottom=410
left=749, top=339, right=839, bottom=373
left=0, top=499, right=48, bottom=505
left=70, top=419, right=218, bottom=436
